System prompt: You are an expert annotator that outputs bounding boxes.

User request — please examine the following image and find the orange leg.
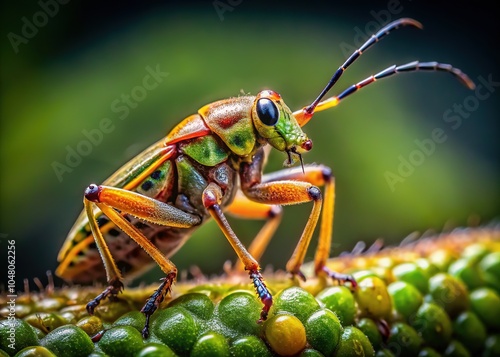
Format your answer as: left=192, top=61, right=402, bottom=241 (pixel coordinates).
left=202, top=183, right=273, bottom=322
left=241, top=163, right=356, bottom=287
left=227, top=190, right=283, bottom=272
left=83, top=184, right=200, bottom=337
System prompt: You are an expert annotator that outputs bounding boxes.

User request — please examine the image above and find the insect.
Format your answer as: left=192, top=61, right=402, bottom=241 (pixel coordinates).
left=56, top=18, right=475, bottom=338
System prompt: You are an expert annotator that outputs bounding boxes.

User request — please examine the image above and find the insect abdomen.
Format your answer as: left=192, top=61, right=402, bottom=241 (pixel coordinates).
left=58, top=133, right=238, bottom=283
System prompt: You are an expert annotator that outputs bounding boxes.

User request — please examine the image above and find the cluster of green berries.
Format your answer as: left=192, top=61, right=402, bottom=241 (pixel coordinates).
left=1, top=228, right=499, bottom=356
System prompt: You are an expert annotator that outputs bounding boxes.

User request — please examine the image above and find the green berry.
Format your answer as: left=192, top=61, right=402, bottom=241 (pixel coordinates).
left=34, top=298, right=65, bottom=313
left=0, top=319, right=39, bottom=355
left=336, top=326, right=374, bottom=357
left=191, top=332, right=230, bottom=357
left=24, top=312, right=66, bottom=333
left=305, top=308, right=342, bottom=356
left=483, top=334, right=500, bottom=357
left=271, top=287, right=320, bottom=324
left=388, top=281, right=423, bottom=321
left=470, top=287, right=500, bottom=329
left=41, top=325, right=94, bottom=357
left=13, top=346, right=56, bottom=357
left=355, top=276, right=392, bottom=320
left=299, top=349, right=324, bottom=356
left=136, top=342, right=176, bottom=357
left=461, top=244, right=490, bottom=264
left=443, top=340, right=470, bottom=357
left=429, top=249, right=455, bottom=272
left=393, top=263, right=429, bottom=294
left=0, top=305, right=31, bottom=319
left=356, top=318, right=382, bottom=351
left=316, top=286, right=356, bottom=326
left=76, top=315, right=103, bottom=336
left=112, top=311, right=145, bottom=333
left=168, top=292, right=214, bottom=320
left=428, top=273, right=469, bottom=318
left=94, top=300, right=132, bottom=323
left=387, top=322, right=423, bottom=357
left=98, top=325, right=144, bottom=357
left=216, top=291, right=261, bottom=335
left=448, top=258, right=485, bottom=290
left=479, top=252, right=500, bottom=276
left=352, top=270, right=379, bottom=282
left=479, top=252, right=500, bottom=292
left=229, top=335, right=272, bottom=357
left=376, top=349, right=396, bottom=357
left=415, top=258, right=440, bottom=278
left=452, top=311, right=487, bottom=354
left=410, top=302, right=452, bottom=351
left=151, top=306, right=199, bottom=355
left=265, top=314, right=306, bottom=356
left=417, top=347, right=441, bottom=357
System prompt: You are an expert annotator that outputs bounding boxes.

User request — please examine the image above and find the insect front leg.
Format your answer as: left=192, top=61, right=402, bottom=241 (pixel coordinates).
left=202, top=182, right=273, bottom=322
left=83, top=198, right=124, bottom=313
left=241, top=158, right=356, bottom=287
left=83, top=184, right=201, bottom=338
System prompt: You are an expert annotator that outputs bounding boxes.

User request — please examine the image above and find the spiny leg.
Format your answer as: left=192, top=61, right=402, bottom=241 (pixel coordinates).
left=84, top=184, right=200, bottom=337
left=240, top=162, right=324, bottom=281
left=227, top=190, right=283, bottom=272
left=258, top=164, right=356, bottom=287
left=202, top=183, right=273, bottom=322
left=83, top=198, right=124, bottom=314
left=139, top=271, right=175, bottom=338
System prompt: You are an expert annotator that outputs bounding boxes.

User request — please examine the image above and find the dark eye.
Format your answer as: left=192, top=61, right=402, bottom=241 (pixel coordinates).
left=256, top=98, right=279, bottom=126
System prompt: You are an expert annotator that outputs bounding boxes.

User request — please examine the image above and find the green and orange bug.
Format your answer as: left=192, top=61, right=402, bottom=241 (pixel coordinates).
left=56, top=18, right=475, bottom=338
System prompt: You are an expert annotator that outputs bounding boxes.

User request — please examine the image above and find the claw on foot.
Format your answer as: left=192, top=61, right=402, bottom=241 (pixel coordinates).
left=321, top=266, right=357, bottom=288
left=86, top=278, right=124, bottom=315
left=377, top=319, right=390, bottom=341
left=249, top=270, right=273, bottom=323
left=140, top=272, right=176, bottom=339
left=91, top=330, right=106, bottom=343
left=295, top=270, right=307, bottom=282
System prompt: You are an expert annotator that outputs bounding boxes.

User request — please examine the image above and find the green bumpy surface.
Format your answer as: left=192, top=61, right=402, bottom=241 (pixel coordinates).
left=1, top=227, right=500, bottom=357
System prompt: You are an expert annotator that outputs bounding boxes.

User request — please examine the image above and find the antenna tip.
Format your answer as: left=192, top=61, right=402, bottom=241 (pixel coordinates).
left=400, top=18, right=424, bottom=30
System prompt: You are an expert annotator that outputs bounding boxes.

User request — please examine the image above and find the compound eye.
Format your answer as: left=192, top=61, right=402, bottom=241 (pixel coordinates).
left=256, top=98, right=279, bottom=126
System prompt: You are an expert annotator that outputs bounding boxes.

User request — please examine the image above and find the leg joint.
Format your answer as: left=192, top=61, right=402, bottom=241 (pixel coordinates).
left=85, top=184, right=102, bottom=202
left=307, top=186, right=322, bottom=201
left=202, top=183, right=223, bottom=208
left=268, top=205, right=283, bottom=219
left=320, top=165, right=334, bottom=183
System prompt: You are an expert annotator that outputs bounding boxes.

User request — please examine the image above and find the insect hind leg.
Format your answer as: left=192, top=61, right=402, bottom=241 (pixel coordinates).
left=83, top=184, right=201, bottom=338
left=140, top=272, right=175, bottom=338
left=82, top=197, right=124, bottom=314
left=86, top=277, right=124, bottom=315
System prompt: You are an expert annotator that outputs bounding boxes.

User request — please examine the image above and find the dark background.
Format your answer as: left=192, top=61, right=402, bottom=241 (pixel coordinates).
left=1, top=0, right=499, bottom=290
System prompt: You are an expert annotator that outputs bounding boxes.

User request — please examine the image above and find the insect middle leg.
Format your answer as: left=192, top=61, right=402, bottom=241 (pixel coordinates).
left=202, top=183, right=273, bottom=322
left=226, top=190, right=283, bottom=272
left=241, top=162, right=356, bottom=287
left=83, top=184, right=201, bottom=338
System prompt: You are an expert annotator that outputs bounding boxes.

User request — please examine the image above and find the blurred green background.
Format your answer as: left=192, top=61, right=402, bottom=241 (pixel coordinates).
left=1, top=0, right=498, bottom=288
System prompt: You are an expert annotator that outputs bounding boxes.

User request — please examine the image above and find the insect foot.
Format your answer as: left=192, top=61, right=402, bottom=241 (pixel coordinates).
left=249, top=270, right=273, bottom=323
left=86, top=278, right=124, bottom=315
left=320, top=266, right=358, bottom=289
left=140, top=272, right=176, bottom=338
left=289, top=269, right=307, bottom=283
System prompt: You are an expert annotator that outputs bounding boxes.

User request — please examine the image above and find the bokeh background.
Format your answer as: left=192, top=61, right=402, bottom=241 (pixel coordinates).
left=1, top=0, right=498, bottom=289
